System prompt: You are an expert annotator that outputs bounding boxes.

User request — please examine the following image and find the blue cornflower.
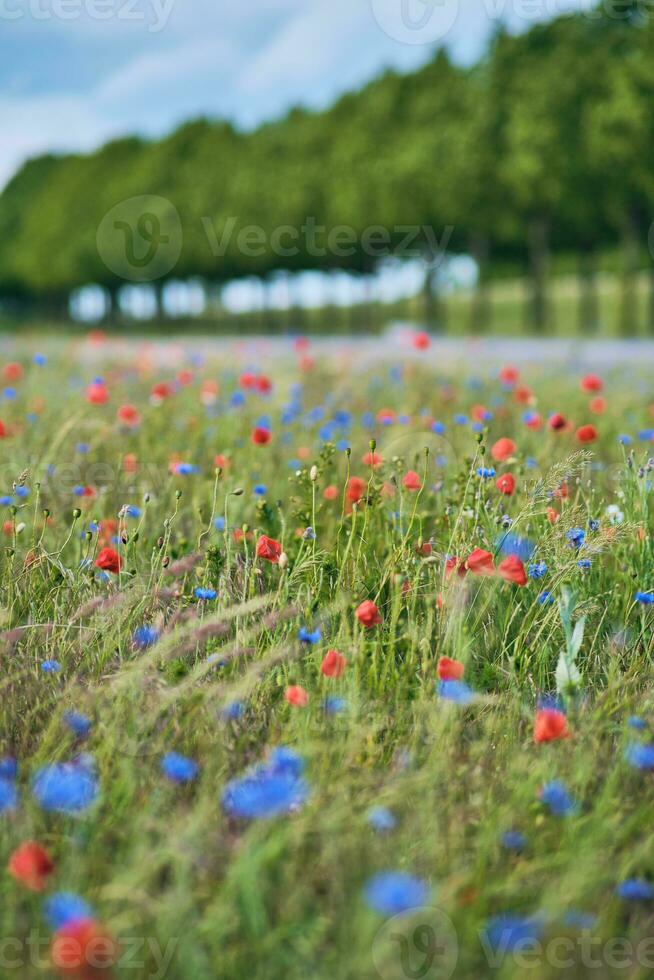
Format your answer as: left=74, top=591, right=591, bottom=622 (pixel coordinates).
left=497, top=533, right=535, bottom=561
left=528, top=561, right=548, bottom=580
left=538, top=591, right=555, bottom=605
left=0, top=495, right=12, bottom=506
left=161, top=753, right=199, bottom=784
left=32, top=763, right=98, bottom=813
left=33, top=353, right=46, bottom=366
left=0, top=757, right=17, bottom=781
left=253, top=484, right=267, bottom=496
left=221, top=747, right=308, bottom=819
left=298, top=627, right=321, bottom=645
left=323, top=696, right=347, bottom=715
left=72, top=485, right=86, bottom=497
left=588, top=519, right=600, bottom=532
left=477, top=467, right=496, bottom=479
left=0, top=779, right=17, bottom=812
left=195, top=587, right=217, bottom=601
left=454, top=414, right=468, bottom=426
left=75, top=443, right=89, bottom=455
left=124, top=505, right=141, bottom=518
left=177, top=463, right=199, bottom=475
left=577, top=559, right=592, bottom=570
left=437, top=680, right=474, bottom=705
left=41, top=660, right=61, bottom=674
left=540, top=780, right=577, bottom=816
left=628, top=716, right=647, bottom=730
left=367, top=807, right=397, bottom=832
left=15, top=486, right=29, bottom=498
left=567, top=527, right=586, bottom=549
left=635, top=592, right=654, bottom=605
left=501, top=830, right=527, bottom=852
left=431, top=421, right=445, bottom=435
left=230, top=392, right=245, bottom=407
left=363, top=872, right=429, bottom=916
left=221, top=701, right=245, bottom=721
left=616, top=880, right=654, bottom=901
left=214, top=516, right=225, bottom=531
left=618, top=434, right=632, bottom=446
left=63, top=712, right=92, bottom=738
left=625, top=743, right=654, bottom=770
left=563, top=910, right=598, bottom=930
left=133, top=625, right=160, bottom=649
left=484, top=915, right=544, bottom=953
left=44, top=892, right=94, bottom=930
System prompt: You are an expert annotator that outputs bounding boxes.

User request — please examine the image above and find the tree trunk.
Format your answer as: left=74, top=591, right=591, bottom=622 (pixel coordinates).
left=528, top=217, right=549, bottom=332
left=619, top=212, right=640, bottom=336
left=423, top=260, right=444, bottom=330
left=577, top=248, right=598, bottom=334
left=469, top=235, right=491, bottom=334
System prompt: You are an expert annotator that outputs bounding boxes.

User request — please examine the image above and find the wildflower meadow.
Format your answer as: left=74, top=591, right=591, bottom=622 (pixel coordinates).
left=0, top=330, right=653, bottom=979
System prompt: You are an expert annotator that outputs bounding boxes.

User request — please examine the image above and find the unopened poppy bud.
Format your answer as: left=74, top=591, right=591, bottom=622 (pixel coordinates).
left=310, top=465, right=318, bottom=482
left=175, top=490, right=182, bottom=499
left=43, top=508, right=50, bottom=518
left=232, top=488, right=244, bottom=496
left=345, top=447, right=351, bottom=457
left=279, top=552, right=289, bottom=570
left=157, top=536, right=164, bottom=549
left=121, top=533, right=128, bottom=544
left=15, top=522, right=25, bottom=534
left=162, top=556, right=170, bottom=568
left=72, top=508, right=81, bottom=519
left=369, top=438, right=377, bottom=452
left=143, top=493, right=150, bottom=503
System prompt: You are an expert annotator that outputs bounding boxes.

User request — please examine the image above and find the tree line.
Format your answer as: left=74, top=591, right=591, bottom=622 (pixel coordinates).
left=1, top=2, right=654, bottom=331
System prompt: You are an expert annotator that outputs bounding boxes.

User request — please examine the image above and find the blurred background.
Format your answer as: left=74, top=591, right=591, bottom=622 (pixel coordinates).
left=1, top=0, right=653, bottom=336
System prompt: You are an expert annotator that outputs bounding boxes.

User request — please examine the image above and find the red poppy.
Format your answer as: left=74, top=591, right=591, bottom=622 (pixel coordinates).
left=575, top=424, right=597, bottom=443
left=214, top=454, right=231, bottom=469
left=377, top=408, right=396, bottom=424
left=95, top=547, right=121, bottom=574
left=0, top=420, right=6, bottom=438
left=254, top=375, right=272, bottom=394
left=8, top=841, right=54, bottom=891
left=122, top=454, right=138, bottom=473
left=499, top=365, right=519, bottom=386
left=534, top=708, right=570, bottom=743
left=466, top=548, right=494, bottom=575
left=548, top=413, right=567, bottom=431
left=402, top=470, right=422, bottom=492
left=437, top=656, right=464, bottom=681
left=116, top=404, right=140, bottom=427
left=85, top=382, right=108, bottom=405
left=471, top=404, right=489, bottom=422
left=497, top=555, right=527, bottom=586
left=524, top=412, right=542, bottom=430
left=176, top=369, right=194, bottom=386
left=362, top=452, right=383, bottom=467
left=151, top=381, right=173, bottom=402
left=323, top=485, right=339, bottom=500
left=514, top=385, right=533, bottom=405
left=491, top=437, right=516, bottom=462
left=285, top=685, right=308, bottom=707
left=417, top=542, right=432, bottom=556
left=321, top=650, right=347, bottom=678
left=445, top=556, right=467, bottom=578
left=589, top=397, right=606, bottom=415
left=256, top=535, right=282, bottom=563
left=51, top=918, right=118, bottom=978
left=346, top=477, right=366, bottom=504
left=251, top=427, right=272, bottom=446
left=580, top=374, right=603, bottom=394
left=412, top=331, right=430, bottom=350
left=3, top=362, right=23, bottom=382
left=356, top=599, right=382, bottom=628
left=547, top=507, right=560, bottom=524
left=496, top=473, right=516, bottom=496
left=239, top=372, right=256, bottom=389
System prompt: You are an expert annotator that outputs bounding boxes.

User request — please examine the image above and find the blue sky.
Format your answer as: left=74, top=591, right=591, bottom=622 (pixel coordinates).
left=0, top=0, right=583, bottom=188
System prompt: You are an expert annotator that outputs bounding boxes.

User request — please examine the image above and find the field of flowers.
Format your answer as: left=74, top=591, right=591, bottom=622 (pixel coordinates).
left=0, top=330, right=653, bottom=979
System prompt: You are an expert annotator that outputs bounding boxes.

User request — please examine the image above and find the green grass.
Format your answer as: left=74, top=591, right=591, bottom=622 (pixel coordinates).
left=0, top=336, right=653, bottom=979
